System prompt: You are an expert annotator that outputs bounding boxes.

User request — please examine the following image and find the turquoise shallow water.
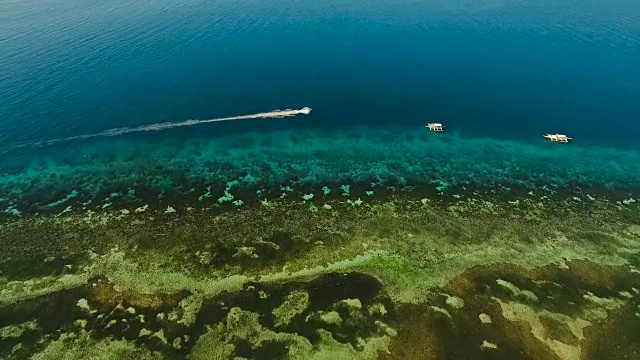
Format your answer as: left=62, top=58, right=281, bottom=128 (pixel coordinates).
left=2, top=126, right=640, bottom=215
left=1, top=0, right=640, bottom=211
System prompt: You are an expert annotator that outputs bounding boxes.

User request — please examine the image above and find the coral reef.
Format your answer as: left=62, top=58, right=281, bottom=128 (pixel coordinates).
left=3, top=125, right=640, bottom=217
left=1, top=187, right=640, bottom=358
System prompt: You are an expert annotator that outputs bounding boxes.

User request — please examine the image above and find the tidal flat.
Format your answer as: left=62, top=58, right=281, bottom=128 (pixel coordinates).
left=1, top=186, right=640, bottom=360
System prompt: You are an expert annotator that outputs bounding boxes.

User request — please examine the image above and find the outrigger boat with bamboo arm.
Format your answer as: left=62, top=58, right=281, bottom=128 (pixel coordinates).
left=543, top=134, right=571, bottom=143
left=425, top=123, right=444, bottom=131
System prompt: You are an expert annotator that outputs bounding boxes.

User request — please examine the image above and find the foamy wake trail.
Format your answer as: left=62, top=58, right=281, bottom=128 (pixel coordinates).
left=10, top=107, right=312, bottom=150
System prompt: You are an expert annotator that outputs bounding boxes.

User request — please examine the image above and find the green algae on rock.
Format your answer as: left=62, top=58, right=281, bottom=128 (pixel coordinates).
left=272, top=290, right=310, bottom=329
left=31, top=330, right=164, bottom=360
left=1, top=190, right=640, bottom=359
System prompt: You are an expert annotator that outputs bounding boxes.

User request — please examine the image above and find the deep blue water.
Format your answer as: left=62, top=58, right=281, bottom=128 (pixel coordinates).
left=1, top=0, right=640, bottom=174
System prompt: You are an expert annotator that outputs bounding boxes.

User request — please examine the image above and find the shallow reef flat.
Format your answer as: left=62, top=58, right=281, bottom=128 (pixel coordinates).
left=1, top=186, right=640, bottom=359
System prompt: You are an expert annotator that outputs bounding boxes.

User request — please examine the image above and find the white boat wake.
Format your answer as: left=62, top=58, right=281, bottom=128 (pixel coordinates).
left=8, top=107, right=312, bottom=150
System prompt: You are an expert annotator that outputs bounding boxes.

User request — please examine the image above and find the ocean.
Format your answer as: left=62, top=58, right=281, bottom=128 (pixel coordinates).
left=1, top=0, right=640, bottom=209
left=1, top=1, right=640, bottom=359
left=2, top=0, right=640, bottom=146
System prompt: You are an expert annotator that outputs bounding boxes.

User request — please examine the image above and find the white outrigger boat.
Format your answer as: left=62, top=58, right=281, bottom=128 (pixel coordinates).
left=544, top=134, right=571, bottom=143
left=425, top=123, right=444, bottom=131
